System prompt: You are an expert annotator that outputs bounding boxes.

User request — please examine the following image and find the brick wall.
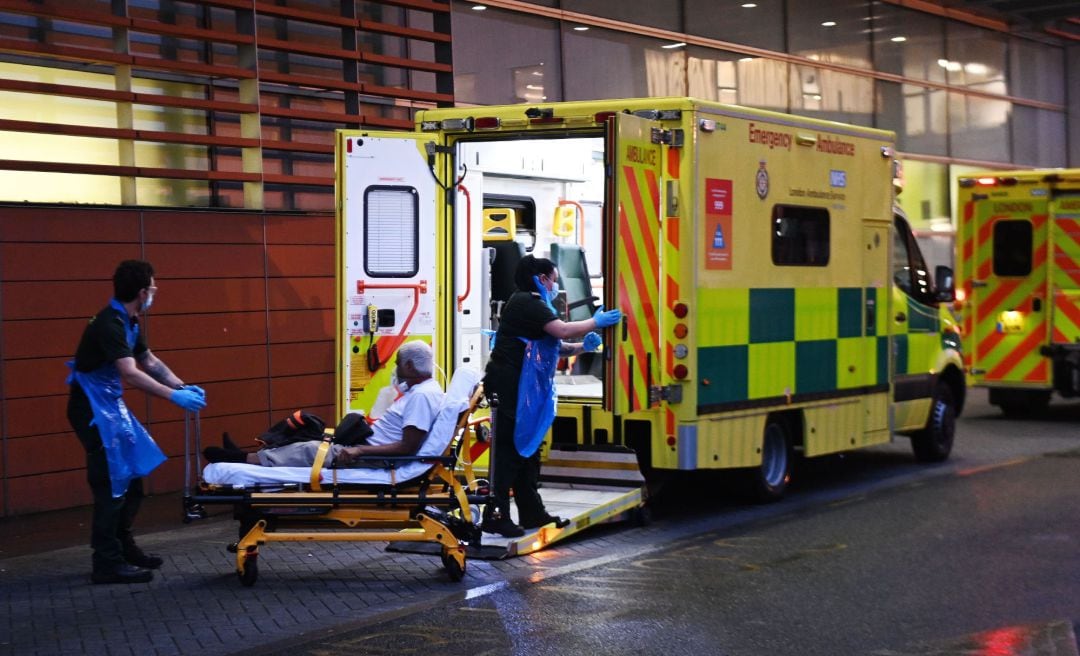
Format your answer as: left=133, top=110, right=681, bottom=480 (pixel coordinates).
left=0, top=205, right=336, bottom=515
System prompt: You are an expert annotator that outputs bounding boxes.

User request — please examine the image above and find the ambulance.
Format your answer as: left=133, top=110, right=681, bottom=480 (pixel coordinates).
left=335, top=96, right=964, bottom=521
left=955, top=169, right=1080, bottom=416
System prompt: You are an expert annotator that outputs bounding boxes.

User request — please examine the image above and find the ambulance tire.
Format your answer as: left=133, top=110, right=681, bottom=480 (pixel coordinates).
left=747, top=418, right=792, bottom=503
left=911, top=382, right=956, bottom=463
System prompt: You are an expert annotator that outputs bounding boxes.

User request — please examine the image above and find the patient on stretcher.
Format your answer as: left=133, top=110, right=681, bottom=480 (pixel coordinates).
left=204, top=342, right=443, bottom=468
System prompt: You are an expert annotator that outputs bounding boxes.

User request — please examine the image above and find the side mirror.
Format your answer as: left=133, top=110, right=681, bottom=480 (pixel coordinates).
left=934, top=265, right=955, bottom=302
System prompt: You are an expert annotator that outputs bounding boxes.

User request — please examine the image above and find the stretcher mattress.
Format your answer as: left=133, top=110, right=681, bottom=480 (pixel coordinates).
left=202, top=461, right=431, bottom=486
left=201, top=367, right=482, bottom=488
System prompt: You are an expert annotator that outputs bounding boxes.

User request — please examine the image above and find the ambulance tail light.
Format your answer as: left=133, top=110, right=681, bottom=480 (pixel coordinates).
left=594, top=111, right=616, bottom=123
left=967, top=176, right=1019, bottom=187
left=474, top=117, right=501, bottom=130
left=673, top=364, right=689, bottom=380
left=673, top=302, right=689, bottom=319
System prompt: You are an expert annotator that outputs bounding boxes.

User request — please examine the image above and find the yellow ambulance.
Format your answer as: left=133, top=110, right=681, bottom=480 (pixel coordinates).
left=336, top=97, right=964, bottom=506
left=955, top=169, right=1080, bottom=415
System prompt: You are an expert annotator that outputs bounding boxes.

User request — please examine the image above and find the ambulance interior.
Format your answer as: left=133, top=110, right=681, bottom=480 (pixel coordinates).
left=455, top=135, right=609, bottom=401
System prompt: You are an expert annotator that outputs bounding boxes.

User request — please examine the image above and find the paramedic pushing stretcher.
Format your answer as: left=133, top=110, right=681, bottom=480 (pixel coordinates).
left=203, top=342, right=442, bottom=467
left=67, top=260, right=207, bottom=585
left=482, top=255, right=622, bottom=538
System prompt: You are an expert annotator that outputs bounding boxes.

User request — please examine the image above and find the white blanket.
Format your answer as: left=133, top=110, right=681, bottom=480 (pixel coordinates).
left=202, top=367, right=482, bottom=488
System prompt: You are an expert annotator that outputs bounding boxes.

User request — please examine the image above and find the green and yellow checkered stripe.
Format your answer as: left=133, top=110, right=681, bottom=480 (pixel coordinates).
left=697, top=287, right=885, bottom=412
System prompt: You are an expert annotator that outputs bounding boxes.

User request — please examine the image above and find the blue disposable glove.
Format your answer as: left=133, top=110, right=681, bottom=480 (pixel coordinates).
left=593, top=305, right=622, bottom=328
left=171, top=388, right=207, bottom=412
left=532, top=275, right=551, bottom=304
left=185, top=384, right=206, bottom=399
left=583, top=332, right=602, bottom=352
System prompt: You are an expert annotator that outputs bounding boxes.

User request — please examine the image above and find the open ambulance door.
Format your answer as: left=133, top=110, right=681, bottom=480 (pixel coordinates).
left=337, top=132, right=440, bottom=416
left=965, top=197, right=1051, bottom=387
left=607, top=113, right=664, bottom=418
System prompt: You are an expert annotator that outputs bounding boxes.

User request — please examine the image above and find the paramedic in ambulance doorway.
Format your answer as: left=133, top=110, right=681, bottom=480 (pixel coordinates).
left=482, top=255, right=622, bottom=538
left=67, top=260, right=207, bottom=585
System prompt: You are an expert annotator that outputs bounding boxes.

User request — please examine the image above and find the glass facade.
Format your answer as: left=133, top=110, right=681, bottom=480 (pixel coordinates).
left=450, top=0, right=1072, bottom=234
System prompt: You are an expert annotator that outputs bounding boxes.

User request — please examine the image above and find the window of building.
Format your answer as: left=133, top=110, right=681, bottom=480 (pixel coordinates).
left=684, top=0, right=784, bottom=52
left=451, top=6, right=562, bottom=105
left=562, top=0, right=682, bottom=32
left=563, top=26, right=686, bottom=100
left=772, top=206, right=830, bottom=266
left=789, top=65, right=873, bottom=126
left=948, top=92, right=1010, bottom=162
left=787, top=0, right=872, bottom=70
left=871, top=3, right=946, bottom=83
left=993, top=220, right=1033, bottom=277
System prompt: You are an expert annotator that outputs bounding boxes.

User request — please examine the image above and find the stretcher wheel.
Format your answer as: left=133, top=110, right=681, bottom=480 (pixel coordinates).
left=238, top=554, right=258, bottom=587
left=441, top=552, right=465, bottom=582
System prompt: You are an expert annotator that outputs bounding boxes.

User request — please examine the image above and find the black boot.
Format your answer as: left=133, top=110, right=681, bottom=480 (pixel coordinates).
left=123, top=543, right=164, bottom=570
left=203, top=446, right=247, bottom=463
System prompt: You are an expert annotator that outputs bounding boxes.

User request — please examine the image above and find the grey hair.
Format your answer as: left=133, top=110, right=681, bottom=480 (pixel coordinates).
left=397, top=341, right=434, bottom=377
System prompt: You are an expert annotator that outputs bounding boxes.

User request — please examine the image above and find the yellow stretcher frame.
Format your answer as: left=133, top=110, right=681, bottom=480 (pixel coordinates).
left=192, top=385, right=488, bottom=586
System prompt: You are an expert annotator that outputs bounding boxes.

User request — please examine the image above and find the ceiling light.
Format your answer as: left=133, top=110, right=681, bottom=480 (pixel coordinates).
left=964, top=62, right=988, bottom=75
left=741, top=3, right=757, bottom=7
left=891, top=36, right=907, bottom=42
left=471, top=4, right=487, bottom=10
left=661, top=42, right=687, bottom=49
left=573, top=25, right=589, bottom=31
left=739, top=57, right=754, bottom=62
left=821, top=21, right=836, bottom=27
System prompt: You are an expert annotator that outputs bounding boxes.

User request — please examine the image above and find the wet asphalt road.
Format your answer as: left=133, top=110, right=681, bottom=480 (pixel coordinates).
left=252, top=389, right=1080, bottom=656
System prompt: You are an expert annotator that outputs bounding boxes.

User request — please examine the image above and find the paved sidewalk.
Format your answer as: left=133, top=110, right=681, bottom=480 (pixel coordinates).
left=0, top=497, right=647, bottom=656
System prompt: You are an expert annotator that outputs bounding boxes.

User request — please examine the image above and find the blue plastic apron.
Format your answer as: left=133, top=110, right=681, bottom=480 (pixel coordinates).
left=67, top=299, right=166, bottom=498
left=513, top=334, right=560, bottom=458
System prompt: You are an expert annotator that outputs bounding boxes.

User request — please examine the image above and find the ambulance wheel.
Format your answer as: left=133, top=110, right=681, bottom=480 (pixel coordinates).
left=749, top=418, right=792, bottom=502
left=911, top=382, right=956, bottom=463
left=442, top=553, right=465, bottom=582
left=238, top=554, right=258, bottom=587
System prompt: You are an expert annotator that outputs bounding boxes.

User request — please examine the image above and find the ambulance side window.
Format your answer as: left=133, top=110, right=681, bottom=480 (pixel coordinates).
left=992, top=220, right=1032, bottom=277
left=894, top=215, right=934, bottom=304
left=771, top=205, right=829, bottom=266
left=364, top=185, right=419, bottom=277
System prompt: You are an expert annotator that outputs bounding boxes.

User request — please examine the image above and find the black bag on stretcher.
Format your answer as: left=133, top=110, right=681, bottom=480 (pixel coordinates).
left=254, top=409, right=373, bottom=449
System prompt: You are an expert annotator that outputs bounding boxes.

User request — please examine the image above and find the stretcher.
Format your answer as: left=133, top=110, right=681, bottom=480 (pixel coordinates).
left=183, top=368, right=488, bottom=585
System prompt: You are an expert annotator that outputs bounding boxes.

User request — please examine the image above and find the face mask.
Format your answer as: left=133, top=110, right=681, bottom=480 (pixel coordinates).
left=142, top=292, right=155, bottom=312
left=391, top=371, right=409, bottom=394
left=549, top=280, right=560, bottom=297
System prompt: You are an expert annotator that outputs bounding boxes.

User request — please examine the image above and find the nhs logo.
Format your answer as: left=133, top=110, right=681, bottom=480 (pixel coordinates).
left=829, top=170, right=847, bottom=188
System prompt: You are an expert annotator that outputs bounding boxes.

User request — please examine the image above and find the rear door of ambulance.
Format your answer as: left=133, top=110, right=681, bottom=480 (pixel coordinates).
left=962, top=187, right=1051, bottom=388
left=1050, top=193, right=1080, bottom=348
left=608, top=113, right=665, bottom=425
left=337, top=131, right=441, bottom=415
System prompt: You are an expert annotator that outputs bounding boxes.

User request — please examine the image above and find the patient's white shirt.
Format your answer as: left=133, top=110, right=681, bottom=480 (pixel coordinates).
left=367, top=378, right=443, bottom=446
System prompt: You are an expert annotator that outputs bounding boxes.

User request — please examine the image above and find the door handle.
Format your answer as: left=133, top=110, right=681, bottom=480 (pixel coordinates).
left=895, top=311, right=907, bottom=322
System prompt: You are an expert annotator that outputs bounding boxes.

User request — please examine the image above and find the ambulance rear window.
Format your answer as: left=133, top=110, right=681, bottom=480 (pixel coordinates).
left=992, top=220, right=1032, bottom=277
left=771, top=206, right=830, bottom=267
left=364, top=185, right=419, bottom=277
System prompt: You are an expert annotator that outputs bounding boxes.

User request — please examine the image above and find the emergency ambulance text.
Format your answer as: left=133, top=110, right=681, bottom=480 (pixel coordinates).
left=748, top=123, right=792, bottom=150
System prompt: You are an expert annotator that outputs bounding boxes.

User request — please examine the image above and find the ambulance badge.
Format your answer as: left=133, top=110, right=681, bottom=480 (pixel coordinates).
left=756, top=160, right=769, bottom=199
